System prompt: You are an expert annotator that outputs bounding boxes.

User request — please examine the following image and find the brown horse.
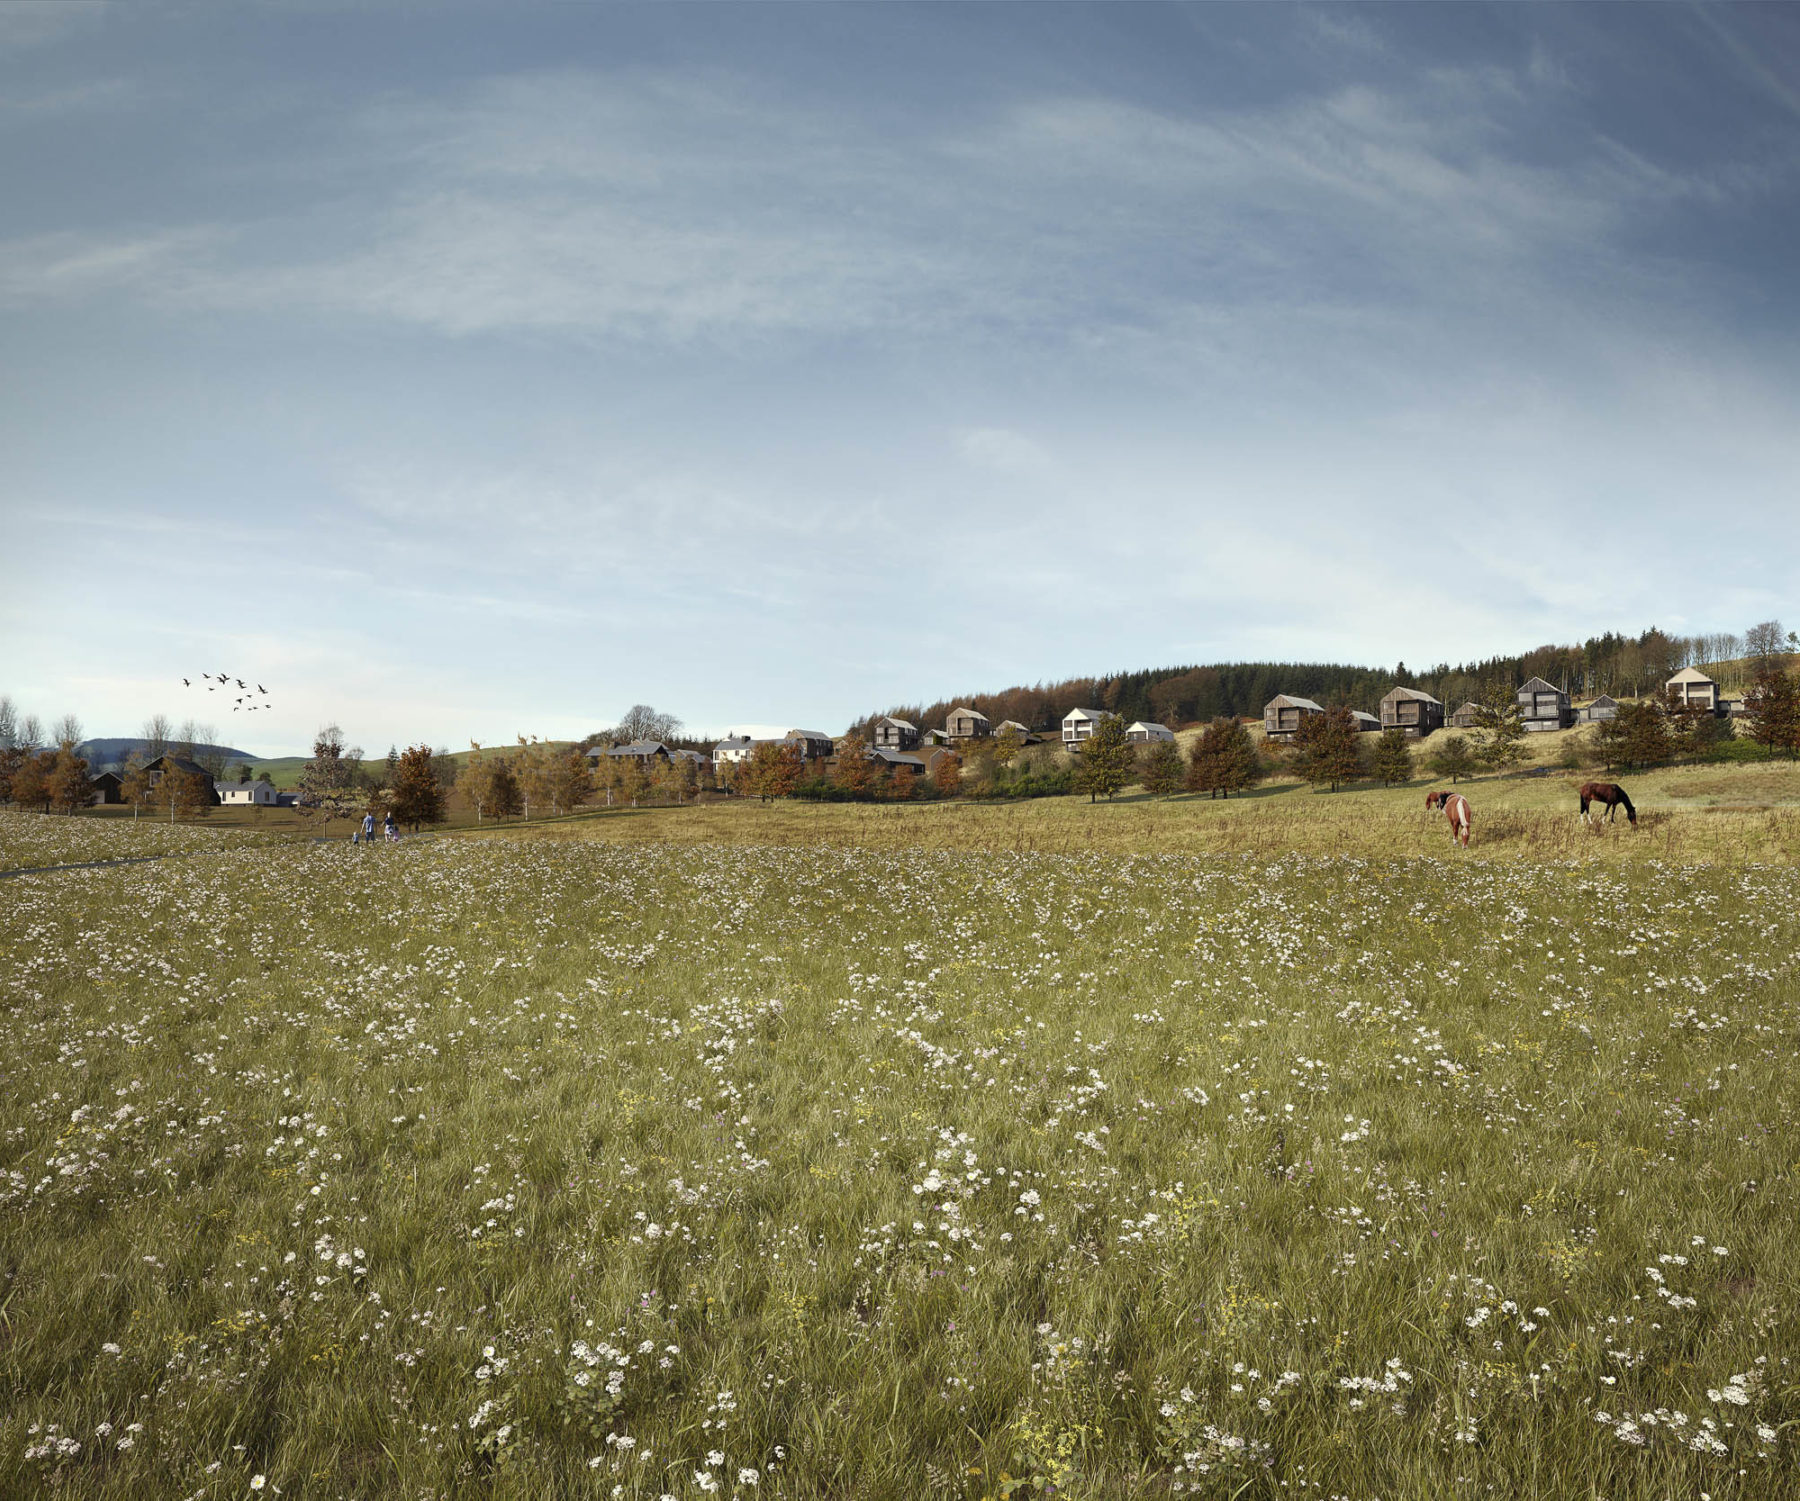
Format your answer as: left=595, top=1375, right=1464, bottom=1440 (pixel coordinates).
left=1579, top=781, right=1636, bottom=827
left=1426, top=789, right=1471, bottom=848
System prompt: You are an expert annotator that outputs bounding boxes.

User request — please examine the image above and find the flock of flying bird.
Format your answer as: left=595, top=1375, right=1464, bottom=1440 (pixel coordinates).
left=181, top=673, right=272, bottom=712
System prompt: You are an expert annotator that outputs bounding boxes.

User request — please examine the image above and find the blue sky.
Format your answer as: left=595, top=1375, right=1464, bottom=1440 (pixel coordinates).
left=3, top=2, right=1797, bottom=754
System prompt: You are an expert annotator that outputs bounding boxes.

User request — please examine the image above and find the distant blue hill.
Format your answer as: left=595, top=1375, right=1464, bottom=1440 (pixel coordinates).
left=76, top=738, right=257, bottom=770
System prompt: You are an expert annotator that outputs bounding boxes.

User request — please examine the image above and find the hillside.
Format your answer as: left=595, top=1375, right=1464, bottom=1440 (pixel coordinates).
left=76, top=737, right=254, bottom=769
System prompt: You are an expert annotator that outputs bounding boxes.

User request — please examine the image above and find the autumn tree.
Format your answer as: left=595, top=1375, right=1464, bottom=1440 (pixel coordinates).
left=1371, top=727, right=1414, bottom=787
left=1425, top=734, right=1477, bottom=784
left=886, top=767, right=919, bottom=801
left=1138, top=738, right=1185, bottom=796
left=744, top=741, right=802, bottom=802
left=547, top=747, right=593, bottom=813
left=48, top=742, right=96, bottom=814
left=158, top=761, right=212, bottom=822
left=992, top=724, right=1023, bottom=767
left=930, top=751, right=962, bottom=799
left=833, top=739, right=877, bottom=799
left=388, top=745, right=445, bottom=830
left=487, top=755, right=524, bottom=818
left=10, top=751, right=51, bottom=811
left=458, top=743, right=498, bottom=821
left=121, top=752, right=153, bottom=820
left=1072, top=713, right=1133, bottom=802
left=656, top=754, right=698, bottom=805
left=297, top=724, right=362, bottom=829
left=1292, top=706, right=1362, bottom=791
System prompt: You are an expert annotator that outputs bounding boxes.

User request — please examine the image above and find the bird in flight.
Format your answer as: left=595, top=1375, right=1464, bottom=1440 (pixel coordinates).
left=258, top=684, right=267, bottom=694
left=182, top=678, right=190, bottom=686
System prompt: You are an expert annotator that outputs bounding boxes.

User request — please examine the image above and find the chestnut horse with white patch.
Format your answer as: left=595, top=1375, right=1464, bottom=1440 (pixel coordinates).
left=1426, top=789, right=1471, bottom=848
left=1579, top=781, right=1636, bottom=827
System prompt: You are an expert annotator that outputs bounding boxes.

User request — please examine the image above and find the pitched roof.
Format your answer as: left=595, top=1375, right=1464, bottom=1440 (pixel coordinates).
left=1127, top=721, right=1172, bottom=733
left=1518, top=677, right=1564, bottom=695
left=1349, top=710, right=1380, bottom=725
left=948, top=705, right=989, bottom=721
left=876, top=716, right=916, bottom=731
left=1062, top=707, right=1106, bottom=721
left=1667, top=666, right=1717, bottom=684
left=1265, top=695, right=1324, bottom=713
left=869, top=749, right=925, bottom=768
left=1382, top=685, right=1442, bottom=704
left=607, top=740, right=670, bottom=757
left=786, top=729, right=832, bottom=741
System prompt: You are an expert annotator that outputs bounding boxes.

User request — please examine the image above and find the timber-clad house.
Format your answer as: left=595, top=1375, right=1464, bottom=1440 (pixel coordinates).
left=944, top=707, right=991, bottom=741
left=1262, top=695, right=1324, bottom=743
left=1379, top=686, right=1443, bottom=739
left=1516, top=678, right=1574, bottom=732
left=873, top=716, right=920, bottom=752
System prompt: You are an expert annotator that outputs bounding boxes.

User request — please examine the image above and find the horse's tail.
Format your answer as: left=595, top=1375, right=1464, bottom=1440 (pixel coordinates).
left=1618, top=787, right=1636, bottom=824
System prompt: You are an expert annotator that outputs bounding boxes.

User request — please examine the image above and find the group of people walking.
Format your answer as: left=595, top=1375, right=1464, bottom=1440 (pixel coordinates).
left=351, top=810, right=399, bottom=846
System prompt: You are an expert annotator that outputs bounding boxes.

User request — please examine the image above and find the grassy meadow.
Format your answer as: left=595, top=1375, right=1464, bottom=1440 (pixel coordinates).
left=3, top=785, right=1799, bottom=1499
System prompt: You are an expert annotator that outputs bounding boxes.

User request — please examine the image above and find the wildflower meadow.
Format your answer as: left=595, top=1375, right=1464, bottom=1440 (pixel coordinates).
left=2, top=828, right=1797, bottom=1498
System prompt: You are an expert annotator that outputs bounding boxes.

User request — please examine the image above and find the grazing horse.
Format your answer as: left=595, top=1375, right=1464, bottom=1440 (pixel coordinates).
left=1425, top=789, right=1471, bottom=848
left=1579, top=781, right=1637, bottom=827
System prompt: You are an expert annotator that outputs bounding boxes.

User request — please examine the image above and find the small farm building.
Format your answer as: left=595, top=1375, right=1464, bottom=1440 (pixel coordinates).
left=90, top=771, right=123, bottom=805
left=1126, top=721, right=1175, bottom=744
left=143, top=755, right=219, bottom=804
left=1350, top=710, right=1381, bottom=733
left=945, top=707, right=991, bottom=741
left=993, top=719, right=1041, bottom=744
left=1263, top=695, right=1324, bottom=743
left=1666, top=667, right=1722, bottom=714
left=1449, top=701, right=1482, bottom=730
left=1577, top=695, right=1619, bottom=723
left=874, top=716, right=920, bottom=752
left=1380, top=686, right=1444, bottom=739
left=1061, top=708, right=1109, bottom=750
left=1516, top=678, right=1573, bottom=732
left=869, top=749, right=926, bottom=774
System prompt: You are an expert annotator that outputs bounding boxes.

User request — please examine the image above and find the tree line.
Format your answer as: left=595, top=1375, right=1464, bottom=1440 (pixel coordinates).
left=858, top=619, right=1797, bottom=736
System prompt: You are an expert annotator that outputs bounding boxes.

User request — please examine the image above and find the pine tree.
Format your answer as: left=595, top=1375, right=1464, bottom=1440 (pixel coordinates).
left=389, top=745, right=445, bottom=830
left=1292, top=706, right=1362, bottom=791
left=1425, top=734, right=1477, bottom=784
left=1371, top=727, right=1414, bottom=786
left=1072, top=713, right=1133, bottom=802
left=1138, top=738, right=1185, bottom=796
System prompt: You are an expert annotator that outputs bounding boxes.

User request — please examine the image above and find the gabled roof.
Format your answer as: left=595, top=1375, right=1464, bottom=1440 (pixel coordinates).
left=1518, top=677, right=1564, bottom=695
left=607, top=740, right=670, bottom=757
left=994, top=719, right=1031, bottom=732
left=786, top=729, right=832, bottom=741
left=869, top=748, right=925, bottom=768
left=146, top=754, right=212, bottom=778
left=1667, top=667, right=1717, bottom=684
left=1265, top=695, right=1324, bottom=713
left=1587, top=694, right=1619, bottom=706
left=1062, top=707, right=1106, bottom=722
left=1127, top=721, right=1172, bottom=733
left=1349, top=710, right=1380, bottom=725
left=948, top=705, right=989, bottom=721
left=876, top=716, right=917, bottom=731
left=1382, top=686, right=1442, bottom=704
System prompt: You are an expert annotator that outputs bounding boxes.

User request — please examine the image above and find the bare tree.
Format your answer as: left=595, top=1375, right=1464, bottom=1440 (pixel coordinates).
left=54, top=713, right=82, bottom=747
left=611, top=704, right=683, bottom=744
left=141, top=713, right=171, bottom=762
left=19, top=714, right=43, bottom=751
left=0, top=697, right=17, bottom=750
left=1746, top=619, right=1789, bottom=660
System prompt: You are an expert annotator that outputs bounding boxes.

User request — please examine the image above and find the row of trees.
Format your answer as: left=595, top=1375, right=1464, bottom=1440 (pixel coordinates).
left=860, top=619, right=1795, bottom=735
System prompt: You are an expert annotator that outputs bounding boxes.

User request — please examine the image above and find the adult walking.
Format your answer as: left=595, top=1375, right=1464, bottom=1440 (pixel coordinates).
left=362, top=810, right=375, bottom=846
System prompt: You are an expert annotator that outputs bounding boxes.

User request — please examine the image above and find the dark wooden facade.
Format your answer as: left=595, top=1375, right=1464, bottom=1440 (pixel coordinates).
left=1263, top=695, right=1324, bottom=743
left=874, top=717, right=920, bottom=751
left=1379, top=687, right=1443, bottom=739
left=1516, top=677, right=1573, bottom=732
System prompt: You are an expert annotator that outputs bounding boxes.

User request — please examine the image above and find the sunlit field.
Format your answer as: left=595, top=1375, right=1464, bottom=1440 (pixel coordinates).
left=4, top=829, right=1798, bottom=1499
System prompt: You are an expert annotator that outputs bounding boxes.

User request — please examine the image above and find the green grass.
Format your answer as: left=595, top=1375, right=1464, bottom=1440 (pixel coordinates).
left=2, top=820, right=1798, bottom=1498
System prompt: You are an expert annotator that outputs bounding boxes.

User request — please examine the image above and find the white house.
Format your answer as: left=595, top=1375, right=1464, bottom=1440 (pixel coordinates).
left=1062, top=707, right=1109, bottom=750
left=1125, top=721, right=1175, bottom=744
left=1666, top=667, right=1722, bottom=714
left=711, top=735, right=757, bottom=769
left=217, top=779, right=277, bottom=807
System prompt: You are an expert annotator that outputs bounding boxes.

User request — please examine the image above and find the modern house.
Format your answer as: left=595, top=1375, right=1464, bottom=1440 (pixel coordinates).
left=1125, top=721, right=1175, bottom=744
left=945, top=706, right=992, bottom=741
left=711, top=735, right=756, bottom=770
left=920, top=728, right=950, bottom=747
left=1349, top=710, right=1382, bottom=734
left=218, top=779, right=278, bottom=807
left=600, top=741, right=673, bottom=768
left=784, top=730, right=835, bottom=762
left=993, top=719, right=1041, bottom=745
left=1577, top=695, right=1619, bottom=723
left=1449, top=701, right=1482, bottom=730
left=1061, top=708, right=1110, bottom=750
left=1666, top=667, right=1722, bottom=715
left=1379, top=686, right=1444, bottom=739
left=142, top=755, right=219, bottom=804
left=873, top=716, right=920, bottom=752
left=90, top=771, right=123, bottom=805
left=869, top=749, right=926, bottom=775
left=1516, top=677, right=1573, bottom=733
left=1263, top=695, right=1324, bottom=743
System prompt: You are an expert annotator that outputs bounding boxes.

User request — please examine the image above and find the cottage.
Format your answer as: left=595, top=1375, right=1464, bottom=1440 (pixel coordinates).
left=673, top=748, right=713, bottom=776
left=1061, top=707, right=1111, bottom=750
left=218, top=779, right=278, bottom=807
left=992, top=719, right=1041, bottom=745
left=90, top=771, right=124, bottom=805
left=1379, top=686, right=1444, bottom=739
left=602, top=740, right=673, bottom=768
left=869, top=748, right=926, bottom=775
left=1577, top=695, right=1619, bottom=724
left=873, top=716, right=920, bottom=752
left=1126, top=721, right=1175, bottom=744
left=1263, top=695, right=1324, bottom=743
left=1666, top=667, right=1722, bottom=715
left=1349, top=710, right=1382, bottom=734
left=785, top=729, right=835, bottom=762
left=1516, top=677, right=1573, bottom=732
left=1449, top=701, right=1482, bottom=730
left=920, top=728, right=950, bottom=747
left=945, top=706, right=992, bottom=741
